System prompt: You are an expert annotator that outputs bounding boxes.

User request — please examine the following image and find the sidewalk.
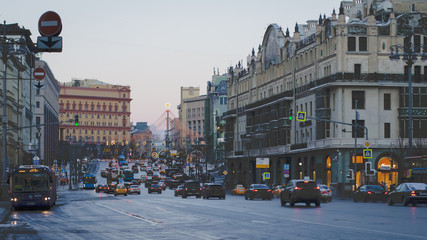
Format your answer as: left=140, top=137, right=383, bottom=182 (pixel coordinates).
left=0, top=201, right=11, bottom=224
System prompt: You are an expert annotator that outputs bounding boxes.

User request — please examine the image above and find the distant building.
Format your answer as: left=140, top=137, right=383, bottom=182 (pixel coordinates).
left=131, top=122, right=152, bottom=159
left=34, top=59, right=60, bottom=167
left=59, top=79, right=131, bottom=158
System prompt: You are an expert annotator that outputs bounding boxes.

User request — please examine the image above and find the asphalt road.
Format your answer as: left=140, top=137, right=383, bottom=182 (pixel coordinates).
left=2, top=161, right=427, bottom=240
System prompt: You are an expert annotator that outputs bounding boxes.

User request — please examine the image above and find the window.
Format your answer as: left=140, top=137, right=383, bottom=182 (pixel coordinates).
left=352, top=91, right=365, bottom=109
left=36, top=101, right=40, bottom=108
left=348, top=37, right=356, bottom=51
left=36, top=117, right=40, bottom=125
left=354, top=64, right=361, bottom=79
left=384, top=93, right=391, bottom=110
left=415, top=66, right=421, bottom=82
left=359, top=37, right=367, bottom=51
left=384, top=123, right=390, bottom=138
left=352, top=120, right=365, bottom=138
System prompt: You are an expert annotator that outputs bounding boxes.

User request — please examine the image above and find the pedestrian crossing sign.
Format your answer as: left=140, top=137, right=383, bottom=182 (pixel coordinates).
left=363, top=149, right=372, bottom=159
left=296, top=111, right=306, bottom=121
left=263, top=172, right=270, bottom=180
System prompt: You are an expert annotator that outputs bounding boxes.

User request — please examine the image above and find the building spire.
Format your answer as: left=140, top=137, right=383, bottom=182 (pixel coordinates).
left=295, top=22, right=299, bottom=33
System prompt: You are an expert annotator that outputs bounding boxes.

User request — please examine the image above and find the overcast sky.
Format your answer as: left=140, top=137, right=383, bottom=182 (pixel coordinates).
left=2, top=0, right=340, bottom=128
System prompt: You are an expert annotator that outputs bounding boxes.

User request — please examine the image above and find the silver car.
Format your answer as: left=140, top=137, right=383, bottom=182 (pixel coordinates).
left=318, top=184, right=332, bottom=202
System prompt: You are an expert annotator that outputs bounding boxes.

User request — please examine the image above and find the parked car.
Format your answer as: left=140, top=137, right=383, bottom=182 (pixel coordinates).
left=353, top=185, right=387, bottom=203
left=174, top=185, right=184, bottom=197
left=95, top=184, right=107, bottom=193
left=231, top=184, right=246, bottom=195
left=244, top=184, right=273, bottom=200
left=280, top=179, right=321, bottom=207
left=148, top=184, right=162, bottom=194
left=202, top=184, right=225, bottom=199
left=182, top=181, right=201, bottom=198
left=128, top=185, right=141, bottom=195
left=388, top=182, right=427, bottom=206
left=318, top=184, right=332, bottom=202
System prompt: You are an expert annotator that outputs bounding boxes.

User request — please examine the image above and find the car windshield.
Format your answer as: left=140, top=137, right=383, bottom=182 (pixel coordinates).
left=130, top=185, right=138, bottom=188
left=366, top=185, right=384, bottom=190
left=296, top=181, right=317, bottom=188
left=407, top=183, right=427, bottom=191
left=253, top=185, right=269, bottom=189
left=186, top=182, right=200, bottom=188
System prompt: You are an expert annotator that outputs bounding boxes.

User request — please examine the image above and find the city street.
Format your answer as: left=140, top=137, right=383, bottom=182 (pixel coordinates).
left=2, top=162, right=427, bottom=240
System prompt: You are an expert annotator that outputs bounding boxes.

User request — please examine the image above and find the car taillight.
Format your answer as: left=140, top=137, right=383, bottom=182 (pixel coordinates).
left=367, top=191, right=372, bottom=194
left=253, top=190, right=258, bottom=192
left=200, top=188, right=203, bottom=191
left=294, top=187, right=302, bottom=190
left=411, top=191, right=417, bottom=196
left=151, top=187, right=154, bottom=189
left=313, top=187, right=320, bottom=190
left=267, top=190, right=271, bottom=192
left=384, top=192, right=387, bottom=194
left=322, top=191, right=327, bottom=194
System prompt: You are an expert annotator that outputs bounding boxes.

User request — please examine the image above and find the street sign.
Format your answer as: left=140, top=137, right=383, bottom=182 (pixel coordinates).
left=283, top=164, right=290, bottom=170
left=262, top=172, right=270, bottom=180
left=296, top=111, right=307, bottom=121
left=38, top=11, right=62, bottom=36
left=256, top=158, right=269, bottom=168
left=37, top=36, right=63, bottom=52
left=363, top=149, right=372, bottom=159
left=33, top=67, right=46, bottom=80
left=364, top=141, right=371, bottom=148
left=223, top=170, right=228, bottom=175
left=284, top=169, right=290, bottom=178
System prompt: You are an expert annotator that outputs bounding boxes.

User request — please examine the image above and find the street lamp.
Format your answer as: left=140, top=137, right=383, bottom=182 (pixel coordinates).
left=389, top=27, right=427, bottom=156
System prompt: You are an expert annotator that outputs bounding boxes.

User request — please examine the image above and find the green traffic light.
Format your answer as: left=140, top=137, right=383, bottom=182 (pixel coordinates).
left=289, top=116, right=293, bottom=120
left=74, top=122, right=79, bottom=126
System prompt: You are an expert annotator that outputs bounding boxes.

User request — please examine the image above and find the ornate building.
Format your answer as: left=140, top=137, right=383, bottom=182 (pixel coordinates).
left=59, top=79, right=131, bottom=159
left=224, top=0, right=427, bottom=193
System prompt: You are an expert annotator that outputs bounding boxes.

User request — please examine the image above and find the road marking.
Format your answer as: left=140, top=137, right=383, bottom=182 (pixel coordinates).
left=92, top=201, right=160, bottom=225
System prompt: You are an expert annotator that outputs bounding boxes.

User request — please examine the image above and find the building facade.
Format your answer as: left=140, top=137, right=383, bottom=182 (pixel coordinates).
left=59, top=79, right=131, bottom=159
left=224, top=0, right=427, bottom=193
left=34, top=59, right=60, bottom=167
left=0, top=23, right=37, bottom=171
left=205, top=72, right=228, bottom=165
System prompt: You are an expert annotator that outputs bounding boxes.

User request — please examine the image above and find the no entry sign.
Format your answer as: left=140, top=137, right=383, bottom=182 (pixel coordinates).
left=38, top=11, right=62, bottom=36
left=33, top=68, right=46, bottom=81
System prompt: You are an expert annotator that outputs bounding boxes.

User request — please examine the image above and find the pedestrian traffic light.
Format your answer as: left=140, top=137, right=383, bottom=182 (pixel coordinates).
left=288, top=108, right=293, bottom=120
left=74, top=114, right=79, bottom=126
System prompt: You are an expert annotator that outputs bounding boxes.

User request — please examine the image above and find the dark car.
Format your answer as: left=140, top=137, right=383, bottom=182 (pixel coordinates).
left=148, top=184, right=162, bottom=194
left=245, top=184, right=272, bottom=200
left=280, top=180, right=321, bottom=207
left=105, top=183, right=117, bottom=194
left=182, top=181, right=201, bottom=198
left=95, top=184, right=107, bottom=193
left=174, top=185, right=184, bottom=197
left=132, top=165, right=139, bottom=173
left=131, top=179, right=140, bottom=186
left=202, top=184, right=225, bottom=199
left=353, top=185, right=388, bottom=203
left=388, top=182, right=427, bottom=206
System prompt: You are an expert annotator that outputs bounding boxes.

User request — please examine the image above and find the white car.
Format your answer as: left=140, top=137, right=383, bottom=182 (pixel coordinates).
left=318, top=184, right=332, bottom=202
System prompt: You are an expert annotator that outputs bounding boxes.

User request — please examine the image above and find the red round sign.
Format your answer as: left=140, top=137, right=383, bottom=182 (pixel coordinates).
left=38, top=11, right=62, bottom=36
left=33, top=68, right=46, bottom=81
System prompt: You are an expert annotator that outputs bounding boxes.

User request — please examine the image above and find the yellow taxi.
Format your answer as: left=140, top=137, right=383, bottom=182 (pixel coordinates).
left=231, top=184, right=246, bottom=195
left=114, top=185, right=128, bottom=196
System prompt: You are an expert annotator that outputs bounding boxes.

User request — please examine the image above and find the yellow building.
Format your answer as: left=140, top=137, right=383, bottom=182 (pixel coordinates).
left=59, top=79, right=131, bottom=146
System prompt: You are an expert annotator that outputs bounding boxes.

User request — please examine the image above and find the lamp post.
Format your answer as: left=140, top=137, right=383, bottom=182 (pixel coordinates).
left=389, top=30, right=427, bottom=156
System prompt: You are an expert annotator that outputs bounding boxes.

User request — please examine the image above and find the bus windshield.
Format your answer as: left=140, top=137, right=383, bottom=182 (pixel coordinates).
left=83, top=176, right=96, bottom=184
left=13, top=173, right=50, bottom=192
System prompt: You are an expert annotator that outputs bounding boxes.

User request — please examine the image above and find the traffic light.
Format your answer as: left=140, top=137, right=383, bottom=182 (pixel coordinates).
left=74, top=114, right=79, bottom=126
left=288, top=108, right=293, bottom=120
left=365, top=162, right=376, bottom=176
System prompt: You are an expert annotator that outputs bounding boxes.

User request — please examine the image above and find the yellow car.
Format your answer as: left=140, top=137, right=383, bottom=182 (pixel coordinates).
left=114, top=185, right=127, bottom=196
left=231, top=185, right=246, bottom=195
